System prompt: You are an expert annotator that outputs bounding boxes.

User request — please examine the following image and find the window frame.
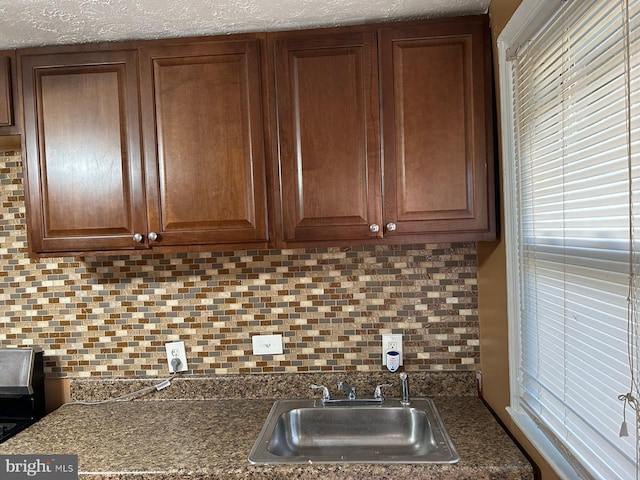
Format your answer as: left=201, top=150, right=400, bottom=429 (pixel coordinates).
left=496, top=1, right=624, bottom=479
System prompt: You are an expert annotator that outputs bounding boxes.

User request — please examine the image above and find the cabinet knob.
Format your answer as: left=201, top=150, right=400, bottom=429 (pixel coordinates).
left=386, top=222, right=397, bottom=232
left=369, top=224, right=380, bottom=233
left=148, top=232, right=158, bottom=242
left=132, top=233, right=143, bottom=243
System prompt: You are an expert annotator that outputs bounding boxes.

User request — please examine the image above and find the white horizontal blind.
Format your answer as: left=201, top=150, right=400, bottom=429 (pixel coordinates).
left=511, top=0, right=640, bottom=478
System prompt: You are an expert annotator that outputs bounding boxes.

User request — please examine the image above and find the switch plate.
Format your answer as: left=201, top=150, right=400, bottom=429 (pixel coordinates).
left=382, top=334, right=403, bottom=367
left=165, top=341, right=188, bottom=373
left=252, top=334, right=283, bottom=355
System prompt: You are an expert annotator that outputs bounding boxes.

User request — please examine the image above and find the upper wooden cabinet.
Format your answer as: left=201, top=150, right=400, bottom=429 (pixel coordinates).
left=0, top=51, right=19, bottom=134
left=379, top=18, right=495, bottom=242
left=21, top=50, right=147, bottom=254
left=18, top=16, right=495, bottom=256
left=0, top=55, right=13, bottom=127
left=271, top=16, right=495, bottom=246
left=139, top=40, right=269, bottom=248
left=20, top=37, right=270, bottom=256
left=273, top=32, right=382, bottom=243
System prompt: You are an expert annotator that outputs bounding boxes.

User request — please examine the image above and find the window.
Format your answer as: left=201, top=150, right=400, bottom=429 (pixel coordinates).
left=498, top=0, right=640, bottom=478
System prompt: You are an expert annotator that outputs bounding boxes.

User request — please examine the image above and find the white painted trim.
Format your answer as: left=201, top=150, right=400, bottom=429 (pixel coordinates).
left=508, top=408, right=594, bottom=480
left=498, top=0, right=564, bottom=58
left=497, top=31, right=522, bottom=415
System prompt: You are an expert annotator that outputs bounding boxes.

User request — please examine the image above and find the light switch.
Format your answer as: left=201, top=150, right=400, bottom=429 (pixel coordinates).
left=252, top=334, right=283, bottom=355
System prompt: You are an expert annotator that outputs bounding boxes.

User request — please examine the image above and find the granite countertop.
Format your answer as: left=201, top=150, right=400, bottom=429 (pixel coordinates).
left=0, top=374, right=533, bottom=479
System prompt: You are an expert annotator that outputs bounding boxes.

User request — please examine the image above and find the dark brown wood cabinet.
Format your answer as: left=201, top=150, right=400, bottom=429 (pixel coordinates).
left=0, top=55, right=13, bottom=127
left=19, top=16, right=495, bottom=256
left=21, top=49, right=148, bottom=254
left=272, top=32, right=382, bottom=243
left=20, top=38, right=270, bottom=256
left=379, top=17, right=495, bottom=242
left=272, top=16, right=495, bottom=246
left=139, top=39, right=269, bottom=248
left=0, top=51, right=19, bottom=134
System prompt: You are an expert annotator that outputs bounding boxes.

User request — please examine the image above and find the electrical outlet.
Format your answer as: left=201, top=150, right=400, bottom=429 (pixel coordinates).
left=252, top=334, right=283, bottom=355
left=382, top=334, right=403, bottom=367
left=165, top=341, right=188, bottom=373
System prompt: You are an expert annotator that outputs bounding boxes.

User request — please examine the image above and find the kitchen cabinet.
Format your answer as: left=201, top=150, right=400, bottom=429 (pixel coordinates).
left=0, top=51, right=19, bottom=134
left=272, top=31, right=382, bottom=243
left=19, top=16, right=494, bottom=256
left=21, top=49, right=147, bottom=254
left=379, top=17, right=495, bottom=241
left=139, top=39, right=269, bottom=248
left=20, top=37, right=270, bottom=256
left=0, top=55, right=12, bottom=126
left=271, top=16, right=495, bottom=246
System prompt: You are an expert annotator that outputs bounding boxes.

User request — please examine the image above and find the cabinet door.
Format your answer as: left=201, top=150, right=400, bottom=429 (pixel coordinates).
left=140, top=39, right=269, bottom=247
left=0, top=54, right=13, bottom=127
left=379, top=17, right=496, bottom=240
left=274, top=32, right=382, bottom=243
left=21, top=50, right=147, bottom=254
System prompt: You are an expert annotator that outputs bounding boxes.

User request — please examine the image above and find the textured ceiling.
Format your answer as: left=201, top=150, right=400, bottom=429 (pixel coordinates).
left=0, top=0, right=490, bottom=49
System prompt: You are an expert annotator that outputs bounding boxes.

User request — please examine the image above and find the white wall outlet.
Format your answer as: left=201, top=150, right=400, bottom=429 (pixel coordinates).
left=382, top=334, right=403, bottom=367
left=252, top=334, right=283, bottom=355
left=165, top=341, right=188, bottom=373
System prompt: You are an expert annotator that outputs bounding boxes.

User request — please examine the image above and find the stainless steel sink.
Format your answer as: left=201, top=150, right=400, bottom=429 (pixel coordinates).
left=248, top=398, right=459, bottom=464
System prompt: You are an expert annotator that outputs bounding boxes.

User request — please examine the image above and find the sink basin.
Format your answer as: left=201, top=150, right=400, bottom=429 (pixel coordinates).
left=248, top=398, right=459, bottom=464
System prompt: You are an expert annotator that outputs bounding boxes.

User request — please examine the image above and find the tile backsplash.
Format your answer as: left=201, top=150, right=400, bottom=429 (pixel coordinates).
left=0, top=150, right=479, bottom=377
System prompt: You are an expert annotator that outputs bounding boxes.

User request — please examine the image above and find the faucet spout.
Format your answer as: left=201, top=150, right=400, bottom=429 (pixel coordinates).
left=337, top=381, right=356, bottom=400
left=399, top=372, right=410, bottom=406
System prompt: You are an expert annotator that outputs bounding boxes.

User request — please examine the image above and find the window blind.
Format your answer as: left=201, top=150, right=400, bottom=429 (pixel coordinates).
left=509, top=0, right=640, bottom=478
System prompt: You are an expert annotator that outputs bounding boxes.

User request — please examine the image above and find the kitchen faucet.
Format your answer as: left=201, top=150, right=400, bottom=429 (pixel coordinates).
left=310, top=376, right=407, bottom=406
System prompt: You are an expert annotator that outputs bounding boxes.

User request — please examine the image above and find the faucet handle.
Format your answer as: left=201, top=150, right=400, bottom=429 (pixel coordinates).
left=310, top=384, right=331, bottom=400
left=374, top=383, right=393, bottom=399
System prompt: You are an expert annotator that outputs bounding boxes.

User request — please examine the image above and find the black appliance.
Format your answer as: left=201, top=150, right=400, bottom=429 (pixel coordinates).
left=0, top=347, right=45, bottom=443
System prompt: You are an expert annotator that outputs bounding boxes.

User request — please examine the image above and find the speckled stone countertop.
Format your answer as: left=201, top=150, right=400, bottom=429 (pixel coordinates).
left=0, top=373, right=533, bottom=479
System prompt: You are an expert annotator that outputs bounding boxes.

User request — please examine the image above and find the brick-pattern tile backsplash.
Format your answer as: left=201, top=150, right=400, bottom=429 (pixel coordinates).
left=0, top=150, right=479, bottom=377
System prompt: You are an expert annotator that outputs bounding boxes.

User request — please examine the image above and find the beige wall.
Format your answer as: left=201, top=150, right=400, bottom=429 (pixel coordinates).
left=478, top=1, right=561, bottom=479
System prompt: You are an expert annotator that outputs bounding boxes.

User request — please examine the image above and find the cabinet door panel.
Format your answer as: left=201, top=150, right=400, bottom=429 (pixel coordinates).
left=380, top=19, right=495, bottom=239
left=141, top=40, right=268, bottom=246
left=0, top=55, right=13, bottom=127
left=275, top=33, right=381, bottom=243
left=395, top=40, right=468, bottom=217
left=21, top=51, right=146, bottom=254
